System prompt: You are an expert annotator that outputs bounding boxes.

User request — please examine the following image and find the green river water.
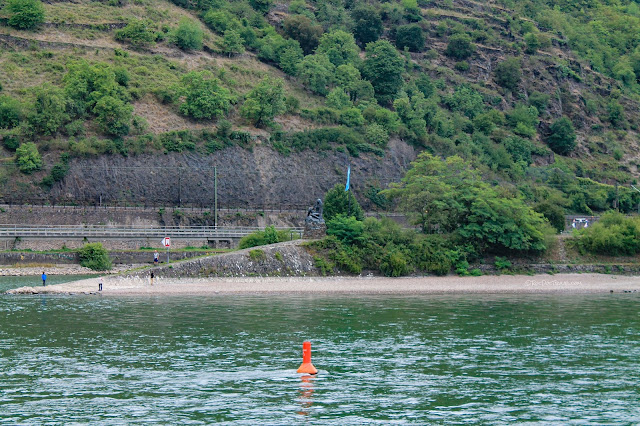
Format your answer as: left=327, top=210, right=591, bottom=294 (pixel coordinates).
left=1, top=276, right=639, bottom=424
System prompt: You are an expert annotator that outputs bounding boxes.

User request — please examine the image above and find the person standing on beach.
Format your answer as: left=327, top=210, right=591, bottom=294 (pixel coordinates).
left=154, top=251, right=159, bottom=265
left=42, top=271, right=47, bottom=286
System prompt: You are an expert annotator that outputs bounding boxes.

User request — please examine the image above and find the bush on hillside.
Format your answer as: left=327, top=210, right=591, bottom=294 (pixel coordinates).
left=15, top=142, right=42, bottom=174
left=445, top=33, right=475, bottom=59
left=573, top=211, right=640, bottom=256
left=547, top=116, right=576, bottom=155
left=115, top=19, right=157, bottom=47
left=4, top=0, right=44, bottom=30
left=238, top=226, right=295, bottom=249
left=78, top=242, right=112, bottom=271
left=171, top=19, right=203, bottom=51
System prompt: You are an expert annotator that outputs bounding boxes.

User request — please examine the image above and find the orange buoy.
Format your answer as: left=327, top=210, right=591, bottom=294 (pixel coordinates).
left=297, top=341, right=318, bottom=374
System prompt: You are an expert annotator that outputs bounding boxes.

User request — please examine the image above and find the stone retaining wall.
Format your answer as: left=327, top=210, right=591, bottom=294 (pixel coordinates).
left=129, top=240, right=320, bottom=279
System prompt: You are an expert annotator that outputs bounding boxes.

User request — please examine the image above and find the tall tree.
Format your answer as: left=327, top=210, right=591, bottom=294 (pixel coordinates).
left=240, top=77, right=286, bottom=127
left=350, top=5, right=383, bottom=46
left=361, top=40, right=405, bottom=105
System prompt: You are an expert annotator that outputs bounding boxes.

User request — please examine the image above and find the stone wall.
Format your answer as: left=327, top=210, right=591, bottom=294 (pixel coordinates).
left=129, top=240, right=320, bottom=279
left=0, top=250, right=210, bottom=265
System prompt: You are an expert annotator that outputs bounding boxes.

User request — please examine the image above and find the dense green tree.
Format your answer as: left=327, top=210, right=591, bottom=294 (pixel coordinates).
left=115, top=19, right=157, bottom=47
left=350, top=5, right=383, bottom=46
left=283, top=15, right=323, bottom=55
left=365, top=123, right=389, bottom=147
left=278, top=44, right=304, bottom=75
left=324, top=183, right=365, bottom=222
left=178, top=71, right=233, bottom=119
left=171, top=18, right=203, bottom=51
left=4, top=0, right=44, bottom=30
left=524, top=32, right=539, bottom=54
left=395, top=24, right=425, bottom=52
left=534, top=202, right=565, bottom=233
left=28, top=84, right=69, bottom=135
left=340, top=107, right=364, bottom=127
left=528, top=91, right=550, bottom=113
left=240, top=77, right=286, bottom=127
left=203, top=10, right=239, bottom=34
left=415, top=72, right=434, bottom=98
left=506, top=104, right=539, bottom=138
left=93, top=95, right=133, bottom=136
left=383, top=153, right=549, bottom=254
left=607, top=99, right=625, bottom=128
left=547, top=116, right=576, bottom=155
left=15, top=142, right=42, bottom=174
left=223, top=29, right=245, bottom=57
left=574, top=211, right=640, bottom=256
left=326, top=88, right=351, bottom=110
left=249, top=0, right=272, bottom=14
left=361, top=40, right=405, bottom=105
left=78, top=242, right=112, bottom=271
left=0, top=95, right=21, bottom=129
left=445, top=33, right=475, bottom=59
left=442, top=85, right=484, bottom=118
left=297, top=54, right=335, bottom=95
left=316, top=30, right=360, bottom=67
left=64, top=60, right=129, bottom=116
left=494, top=57, right=522, bottom=91
left=326, top=214, right=365, bottom=245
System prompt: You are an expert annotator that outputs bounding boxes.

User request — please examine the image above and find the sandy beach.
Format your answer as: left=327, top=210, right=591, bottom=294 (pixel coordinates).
left=6, top=273, right=640, bottom=295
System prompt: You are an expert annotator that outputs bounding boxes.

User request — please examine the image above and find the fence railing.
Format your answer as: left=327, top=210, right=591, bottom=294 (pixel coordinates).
left=0, top=225, right=304, bottom=239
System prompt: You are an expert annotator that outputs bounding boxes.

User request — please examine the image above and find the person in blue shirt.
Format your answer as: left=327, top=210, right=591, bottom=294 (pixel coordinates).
left=42, top=271, right=47, bottom=286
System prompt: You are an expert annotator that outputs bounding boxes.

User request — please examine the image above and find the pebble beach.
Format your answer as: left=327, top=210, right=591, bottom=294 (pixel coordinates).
left=6, top=273, right=640, bottom=295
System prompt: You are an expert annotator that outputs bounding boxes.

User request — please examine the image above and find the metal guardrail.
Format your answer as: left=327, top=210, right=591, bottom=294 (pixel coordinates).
left=0, top=225, right=304, bottom=239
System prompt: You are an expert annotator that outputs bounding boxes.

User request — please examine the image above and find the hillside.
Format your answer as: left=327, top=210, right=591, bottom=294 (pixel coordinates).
left=1, top=0, right=640, bottom=214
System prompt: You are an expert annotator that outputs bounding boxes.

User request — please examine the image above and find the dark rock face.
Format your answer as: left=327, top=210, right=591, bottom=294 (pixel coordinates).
left=38, top=141, right=415, bottom=209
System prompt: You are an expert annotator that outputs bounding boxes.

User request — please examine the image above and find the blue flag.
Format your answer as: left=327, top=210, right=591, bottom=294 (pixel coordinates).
left=345, top=165, right=351, bottom=191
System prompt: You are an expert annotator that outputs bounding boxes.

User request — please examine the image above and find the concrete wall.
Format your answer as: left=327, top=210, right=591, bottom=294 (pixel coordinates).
left=0, top=250, right=211, bottom=265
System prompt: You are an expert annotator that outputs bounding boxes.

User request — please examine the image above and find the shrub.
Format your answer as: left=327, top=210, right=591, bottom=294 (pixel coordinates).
left=547, top=116, right=576, bottom=155
left=395, top=24, right=424, bottom=52
left=380, top=249, right=411, bottom=277
left=15, top=142, right=42, bottom=174
left=178, top=71, right=233, bottom=120
left=93, top=95, right=133, bottom=136
left=171, top=19, right=203, bottom=51
left=115, top=19, right=157, bottom=47
left=283, top=15, right=322, bottom=55
left=248, top=249, right=266, bottom=260
left=238, top=225, right=288, bottom=249
left=573, top=211, right=640, bottom=256
left=326, top=214, right=365, bottom=245
left=0, top=96, right=21, bottom=129
left=78, top=242, right=112, bottom=271
left=240, top=77, right=285, bottom=127
left=28, top=83, right=69, bottom=136
left=534, top=202, right=565, bottom=233
left=524, top=32, right=539, bottom=54
left=445, top=33, right=475, bottom=59
left=222, top=29, right=245, bottom=57
left=494, top=57, right=522, bottom=91
left=4, top=0, right=45, bottom=30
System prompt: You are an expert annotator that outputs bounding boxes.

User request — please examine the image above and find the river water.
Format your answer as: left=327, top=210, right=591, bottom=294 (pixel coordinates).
left=1, top=277, right=639, bottom=424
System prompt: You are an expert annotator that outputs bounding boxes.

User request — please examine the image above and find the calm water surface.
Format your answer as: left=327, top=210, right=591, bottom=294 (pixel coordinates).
left=1, top=277, right=639, bottom=424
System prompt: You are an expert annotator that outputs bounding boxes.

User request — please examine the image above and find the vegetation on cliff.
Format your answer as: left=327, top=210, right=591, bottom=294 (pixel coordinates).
left=0, top=0, right=640, bottom=219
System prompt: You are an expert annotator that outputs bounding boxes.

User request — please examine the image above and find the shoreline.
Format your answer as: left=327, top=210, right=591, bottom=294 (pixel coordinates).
left=6, top=273, right=640, bottom=295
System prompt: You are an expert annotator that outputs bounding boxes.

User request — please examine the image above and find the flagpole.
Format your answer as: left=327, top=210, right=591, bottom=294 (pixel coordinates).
left=346, top=164, right=351, bottom=217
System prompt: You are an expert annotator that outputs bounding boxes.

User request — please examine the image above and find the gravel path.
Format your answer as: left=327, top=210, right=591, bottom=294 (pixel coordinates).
left=7, top=274, right=640, bottom=295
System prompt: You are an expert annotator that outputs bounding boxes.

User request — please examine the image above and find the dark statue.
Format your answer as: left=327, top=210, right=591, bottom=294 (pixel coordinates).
left=305, top=198, right=324, bottom=224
